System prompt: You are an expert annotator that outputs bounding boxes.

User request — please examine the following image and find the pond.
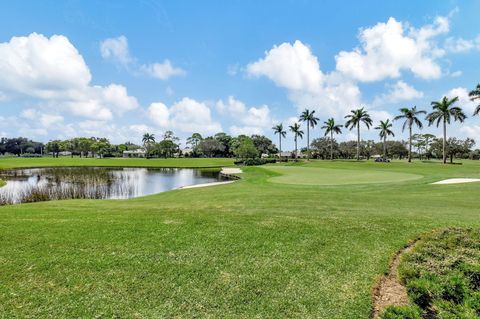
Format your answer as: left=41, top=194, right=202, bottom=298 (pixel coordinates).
left=0, top=167, right=225, bottom=204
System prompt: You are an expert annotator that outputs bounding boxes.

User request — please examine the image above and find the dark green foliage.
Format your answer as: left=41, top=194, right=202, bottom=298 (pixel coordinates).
left=380, top=305, right=422, bottom=319
left=236, top=158, right=276, bottom=166
left=398, top=228, right=480, bottom=317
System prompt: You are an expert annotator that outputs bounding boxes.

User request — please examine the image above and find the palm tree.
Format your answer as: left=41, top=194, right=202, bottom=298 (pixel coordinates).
left=272, top=123, right=287, bottom=157
left=393, top=106, right=426, bottom=163
left=321, top=118, right=343, bottom=160
left=344, top=108, right=372, bottom=160
left=186, top=133, right=203, bottom=148
left=469, top=84, right=480, bottom=116
left=299, top=109, right=319, bottom=160
left=374, top=119, right=395, bottom=161
left=289, top=123, right=304, bottom=160
left=426, top=96, right=467, bottom=164
left=142, top=133, right=155, bottom=157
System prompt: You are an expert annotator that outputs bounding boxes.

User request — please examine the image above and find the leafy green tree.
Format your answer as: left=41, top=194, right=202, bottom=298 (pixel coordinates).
left=198, top=138, right=225, bottom=157
left=344, top=108, right=372, bottom=160
left=430, top=137, right=475, bottom=163
left=45, top=140, right=61, bottom=158
left=289, top=122, right=304, bottom=159
left=186, top=133, right=203, bottom=149
left=469, top=83, right=480, bottom=116
left=272, top=123, right=287, bottom=156
left=299, top=109, right=319, bottom=159
left=321, top=118, right=343, bottom=160
left=375, top=119, right=395, bottom=160
left=142, top=133, right=155, bottom=158
left=311, top=137, right=338, bottom=159
left=393, top=106, right=426, bottom=162
left=233, top=137, right=258, bottom=159
left=214, top=133, right=233, bottom=156
left=155, top=140, right=179, bottom=158
left=426, top=96, right=467, bottom=163
left=251, top=135, right=277, bottom=155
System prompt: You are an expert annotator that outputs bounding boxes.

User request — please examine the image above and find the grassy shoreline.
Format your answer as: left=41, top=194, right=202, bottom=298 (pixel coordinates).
left=0, top=158, right=479, bottom=318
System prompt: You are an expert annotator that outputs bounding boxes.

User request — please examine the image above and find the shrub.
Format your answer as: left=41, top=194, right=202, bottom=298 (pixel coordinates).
left=237, top=158, right=277, bottom=166
left=380, top=305, right=422, bottom=319
left=433, top=300, right=479, bottom=319
left=442, top=271, right=470, bottom=304
left=407, top=277, right=443, bottom=309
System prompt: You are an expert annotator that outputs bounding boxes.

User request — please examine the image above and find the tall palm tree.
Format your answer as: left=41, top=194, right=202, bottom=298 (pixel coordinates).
left=374, top=119, right=395, bottom=161
left=426, top=96, right=467, bottom=164
left=142, top=133, right=155, bottom=157
left=289, top=123, right=304, bottom=160
left=272, top=123, right=287, bottom=157
left=344, top=108, right=372, bottom=160
left=469, top=84, right=480, bottom=116
left=393, top=106, right=426, bottom=163
left=299, top=109, right=319, bottom=160
left=321, top=118, right=343, bottom=160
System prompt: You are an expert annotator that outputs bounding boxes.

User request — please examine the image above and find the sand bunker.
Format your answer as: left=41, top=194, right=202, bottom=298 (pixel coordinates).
left=432, top=178, right=480, bottom=185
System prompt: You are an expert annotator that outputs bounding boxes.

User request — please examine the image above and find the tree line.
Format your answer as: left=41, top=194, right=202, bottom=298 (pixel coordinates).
left=272, top=84, right=480, bottom=164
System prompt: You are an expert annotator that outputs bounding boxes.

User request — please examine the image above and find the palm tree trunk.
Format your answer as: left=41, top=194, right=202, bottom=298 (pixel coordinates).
left=356, top=123, right=360, bottom=160
left=294, top=137, right=297, bottom=160
left=279, top=135, right=281, bottom=158
left=443, top=119, right=447, bottom=164
left=408, top=124, right=412, bottom=163
left=306, top=125, right=310, bottom=160
left=383, top=136, right=386, bottom=160
left=330, top=131, right=334, bottom=160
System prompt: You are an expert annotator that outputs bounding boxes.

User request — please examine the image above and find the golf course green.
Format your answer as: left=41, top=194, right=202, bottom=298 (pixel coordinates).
left=0, top=158, right=479, bottom=318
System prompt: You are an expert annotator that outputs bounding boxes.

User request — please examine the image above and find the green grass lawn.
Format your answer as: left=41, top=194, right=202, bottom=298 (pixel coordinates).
left=0, top=158, right=479, bottom=318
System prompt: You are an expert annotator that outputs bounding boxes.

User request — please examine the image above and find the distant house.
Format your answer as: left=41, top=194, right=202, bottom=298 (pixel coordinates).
left=180, top=148, right=193, bottom=157
left=123, top=149, right=146, bottom=158
left=277, top=151, right=306, bottom=158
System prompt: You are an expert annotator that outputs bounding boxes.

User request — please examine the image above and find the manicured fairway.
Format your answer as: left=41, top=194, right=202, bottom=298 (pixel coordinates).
left=0, top=158, right=479, bottom=318
left=265, top=166, right=422, bottom=185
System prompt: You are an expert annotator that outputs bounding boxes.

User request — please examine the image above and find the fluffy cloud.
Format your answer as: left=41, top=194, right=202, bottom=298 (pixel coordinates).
left=247, top=40, right=323, bottom=93
left=444, top=87, right=477, bottom=115
left=246, top=41, right=361, bottom=118
left=459, top=125, right=480, bottom=141
left=373, top=81, right=424, bottom=105
left=335, top=16, right=449, bottom=82
left=147, top=97, right=222, bottom=135
left=100, top=35, right=185, bottom=80
left=0, top=33, right=138, bottom=121
left=100, top=35, right=132, bottom=66
left=216, top=96, right=274, bottom=135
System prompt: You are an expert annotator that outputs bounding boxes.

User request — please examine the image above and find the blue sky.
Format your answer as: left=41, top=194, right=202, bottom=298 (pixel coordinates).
left=0, top=0, right=479, bottom=149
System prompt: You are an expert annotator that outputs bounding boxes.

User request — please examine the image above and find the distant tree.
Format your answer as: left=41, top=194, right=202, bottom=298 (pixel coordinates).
left=311, top=137, right=338, bottom=160
left=299, top=109, right=319, bottom=159
left=272, top=124, right=287, bottom=156
left=233, top=137, right=258, bottom=159
left=393, top=106, right=426, bottom=163
left=375, top=119, right=395, bottom=160
left=430, top=137, right=475, bottom=163
left=426, top=96, right=467, bottom=163
left=214, top=133, right=233, bottom=156
left=142, top=133, right=155, bottom=158
left=198, top=138, right=225, bottom=157
left=251, top=134, right=277, bottom=155
left=344, top=108, right=372, bottom=160
left=469, top=84, right=480, bottom=116
left=338, top=141, right=358, bottom=159
left=186, top=133, right=203, bottom=149
left=155, top=140, right=179, bottom=158
left=45, top=140, right=61, bottom=158
left=321, top=118, right=343, bottom=160
left=289, top=123, right=304, bottom=159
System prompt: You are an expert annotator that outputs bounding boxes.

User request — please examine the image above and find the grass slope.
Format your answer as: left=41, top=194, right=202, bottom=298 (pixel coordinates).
left=0, top=158, right=479, bottom=318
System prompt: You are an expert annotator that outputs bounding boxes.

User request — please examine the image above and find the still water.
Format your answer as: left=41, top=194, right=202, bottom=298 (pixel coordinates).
left=0, top=167, right=224, bottom=204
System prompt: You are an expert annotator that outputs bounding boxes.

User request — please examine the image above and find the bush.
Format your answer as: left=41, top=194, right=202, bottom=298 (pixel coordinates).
left=442, top=272, right=470, bottom=304
left=407, top=277, right=443, bottom=309
left=433, top=300, right=479, bottom=319
left=380, top=305, right=422, bottom=319
left=236, top=158, right=277, bottom=166
left=19, top=153, right=43, bottom=158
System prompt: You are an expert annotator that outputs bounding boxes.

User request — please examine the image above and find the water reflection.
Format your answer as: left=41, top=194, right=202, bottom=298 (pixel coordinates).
left=0, top=167, right=223, bottom=204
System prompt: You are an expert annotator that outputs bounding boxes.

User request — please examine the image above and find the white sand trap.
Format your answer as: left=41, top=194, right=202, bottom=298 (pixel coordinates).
left=432, top=178, right=480, bottom=185
left=221, top=167, right=242, bottom=174
left=179, top=167, right=242, bottom=189
left=180, top=181, right=235, bottom=189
